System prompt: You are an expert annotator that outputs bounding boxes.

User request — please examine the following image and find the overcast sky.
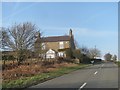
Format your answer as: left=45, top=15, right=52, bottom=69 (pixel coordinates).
left=2, top=2, right=118, bottom=59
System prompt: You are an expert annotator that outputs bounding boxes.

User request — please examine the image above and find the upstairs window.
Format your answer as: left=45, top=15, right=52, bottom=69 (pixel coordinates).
left=59, top=42, right=64, bottom=49
left=42, top=43, right=46, bottom=50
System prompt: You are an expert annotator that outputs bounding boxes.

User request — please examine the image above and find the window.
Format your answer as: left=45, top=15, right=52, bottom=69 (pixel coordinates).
left=58, top=52, right=64, bottom=57
left=42, top=43, right=46, bottom=50
left=59, top=42, right=64, bottom=49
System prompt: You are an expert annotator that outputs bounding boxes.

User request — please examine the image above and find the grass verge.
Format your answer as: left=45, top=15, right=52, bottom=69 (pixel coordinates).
left=2, top=64, right=90, bottom=89
left=115, top=61, right=120, bottom=67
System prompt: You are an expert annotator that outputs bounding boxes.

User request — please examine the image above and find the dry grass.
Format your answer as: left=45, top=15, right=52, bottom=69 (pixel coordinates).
left=2, top=59, right=77, bottom=82
left=2, top=63, right=90, bottom=88
left=3, top=64, right=44, bottom=81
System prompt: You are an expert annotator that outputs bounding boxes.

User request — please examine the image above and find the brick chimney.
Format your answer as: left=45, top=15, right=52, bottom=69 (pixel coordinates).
left=69, top=29, right=73, bottom=37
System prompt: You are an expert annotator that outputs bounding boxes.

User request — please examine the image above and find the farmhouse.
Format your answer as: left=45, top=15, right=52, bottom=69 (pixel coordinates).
left=34, top=29, right=76, bottom=59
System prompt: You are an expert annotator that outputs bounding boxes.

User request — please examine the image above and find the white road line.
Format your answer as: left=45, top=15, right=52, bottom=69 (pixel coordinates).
left=79, top=82, right=87, bottom=90
left=94, top=71, right=98, bottom=75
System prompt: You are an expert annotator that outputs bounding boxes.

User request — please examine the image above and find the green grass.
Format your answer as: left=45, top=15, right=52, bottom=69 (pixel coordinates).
left=2, top=64, right=90, bottom=89
left=114, top=61, right=120, bottom=67
left=116, top=61, right=120, bottom=67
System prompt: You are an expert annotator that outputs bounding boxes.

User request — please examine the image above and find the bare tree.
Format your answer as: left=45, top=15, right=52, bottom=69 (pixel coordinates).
left=74, top=40, right=80, bottom=49
left=80, top=46, right=89, bottom=56
left=1, top=28, right=10, bottom=50
left=1, top=28, right=11, bottom=67
left=112, top=54, right=117, bottom=61
left=88, top=48, right=101, bottom=59
left=1, top=22, right=39, bottom=65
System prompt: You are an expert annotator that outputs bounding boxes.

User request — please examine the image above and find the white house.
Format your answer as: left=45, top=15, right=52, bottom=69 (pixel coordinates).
left=46, top=49, right=56, bottom=59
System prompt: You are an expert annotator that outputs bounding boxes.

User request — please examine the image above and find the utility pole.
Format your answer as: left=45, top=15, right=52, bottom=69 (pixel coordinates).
left=95, top=45, right=96, bottom=59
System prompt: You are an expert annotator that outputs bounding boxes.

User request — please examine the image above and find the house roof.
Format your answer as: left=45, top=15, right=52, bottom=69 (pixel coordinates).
left=46, top=49, right=58, bottom=54
left=35, top=35, right=70, bottom=43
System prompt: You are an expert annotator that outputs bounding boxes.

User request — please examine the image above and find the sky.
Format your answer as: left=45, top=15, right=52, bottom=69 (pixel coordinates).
left=2, top=2, right=118, bottom=59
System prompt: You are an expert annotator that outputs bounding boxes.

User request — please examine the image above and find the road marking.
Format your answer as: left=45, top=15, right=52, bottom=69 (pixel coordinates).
left=79, top=82, right=87, bottom=89
left=94, top=71, right=98, bottom=75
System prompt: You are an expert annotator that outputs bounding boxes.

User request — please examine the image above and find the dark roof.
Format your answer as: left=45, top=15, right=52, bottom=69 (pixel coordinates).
left=47, top=49, right=58, bottom=53
left=35, top=35, right=70, bottom=43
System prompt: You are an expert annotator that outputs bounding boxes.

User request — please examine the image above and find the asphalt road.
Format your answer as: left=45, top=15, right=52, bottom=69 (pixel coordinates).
left=28, top=62, right=118, bottom=89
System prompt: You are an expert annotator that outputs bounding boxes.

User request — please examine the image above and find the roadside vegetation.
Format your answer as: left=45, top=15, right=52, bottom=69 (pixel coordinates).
left=2, top=60, right=90, bottom=89
left=114, top=61, right=120, bottom=67
left=117, top=61, right=120, bottom=67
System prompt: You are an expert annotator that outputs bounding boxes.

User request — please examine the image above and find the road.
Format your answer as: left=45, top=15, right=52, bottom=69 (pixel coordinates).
left=28, top=62, right=118, bottom=89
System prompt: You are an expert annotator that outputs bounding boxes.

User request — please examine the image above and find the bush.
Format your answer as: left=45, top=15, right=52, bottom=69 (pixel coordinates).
left=2, top=55, right=15, bottom=61
left=41, top=60, right=55, bottom=67
left=80, top=54, right=91, bottom=64
left=8, top=55, right=15, bottom=60
left=57, top=57, right=74, bottom=64
left=73, top=59, right=80, bottom=64
left=2, top=55, right=16, bottom=70
left=2, top=55, right=8, bottom=61
left=65, top=49, right=74, bottom=59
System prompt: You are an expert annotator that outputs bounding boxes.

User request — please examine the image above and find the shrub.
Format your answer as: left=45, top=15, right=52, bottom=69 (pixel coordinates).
left=80, top=54, right=91, bottom=64
left=57, top=57, right=74, bottom=64
left=65, top=49, right=74, bottom=59
left=41, top=60, right=54, bottom=67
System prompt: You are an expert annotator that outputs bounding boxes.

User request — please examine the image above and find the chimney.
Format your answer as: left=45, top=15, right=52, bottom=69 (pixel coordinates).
left=69, top=29, right=73, bottom=37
